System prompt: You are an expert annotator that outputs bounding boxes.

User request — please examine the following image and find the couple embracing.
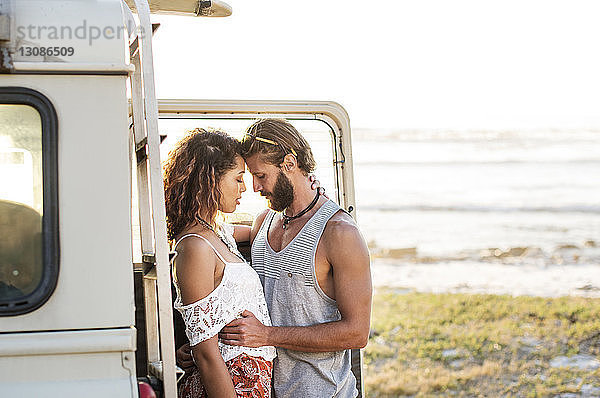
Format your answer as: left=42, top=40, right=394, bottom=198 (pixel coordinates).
left=164, top=119, right=372, bottom=398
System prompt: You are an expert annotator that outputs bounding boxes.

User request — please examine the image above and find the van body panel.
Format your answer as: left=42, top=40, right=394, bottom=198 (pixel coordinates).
left=0, top=329, right=136, bottom=397
left=1, top=379, right=134, bottom=398
left=0, top=328, right=136, bottom=356
left=0, top=74, right=135, bottom=331
left=14, top=0, right=129, bottom=65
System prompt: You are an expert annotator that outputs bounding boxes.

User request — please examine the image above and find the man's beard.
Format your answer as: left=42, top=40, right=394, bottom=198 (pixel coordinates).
left=264, top=171, right=294, bottom=212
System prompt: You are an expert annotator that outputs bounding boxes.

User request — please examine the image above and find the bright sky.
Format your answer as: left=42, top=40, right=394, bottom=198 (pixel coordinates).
left=152, top=0, right=600, bottom=130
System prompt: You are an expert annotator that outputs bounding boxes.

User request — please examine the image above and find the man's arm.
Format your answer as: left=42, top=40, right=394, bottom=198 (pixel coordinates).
left=232, top=224, right=251, bottom=243
left=250, top=209, right=270, bottom=245
left=220, top=214, right=372, bottom=352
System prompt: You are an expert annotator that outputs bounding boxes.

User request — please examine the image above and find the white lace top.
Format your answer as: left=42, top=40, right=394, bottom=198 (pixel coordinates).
left=171, top=225, right=276, bottom=363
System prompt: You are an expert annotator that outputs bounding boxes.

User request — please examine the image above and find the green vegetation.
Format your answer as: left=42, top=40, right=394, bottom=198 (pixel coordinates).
left=364, top=289, right=600, bottom=397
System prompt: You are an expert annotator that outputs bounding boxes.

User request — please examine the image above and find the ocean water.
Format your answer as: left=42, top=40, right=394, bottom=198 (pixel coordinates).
left=351, top=129, right=600, bottom=297
left=154, top=120, right=599, bottom=297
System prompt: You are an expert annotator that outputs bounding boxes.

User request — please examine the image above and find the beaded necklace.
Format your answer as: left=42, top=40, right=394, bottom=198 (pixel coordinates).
left=195, top=216, right=244, bottom=261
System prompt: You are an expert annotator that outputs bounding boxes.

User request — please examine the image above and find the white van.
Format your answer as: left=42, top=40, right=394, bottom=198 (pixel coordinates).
left=0, top=1, right=360, bottom=397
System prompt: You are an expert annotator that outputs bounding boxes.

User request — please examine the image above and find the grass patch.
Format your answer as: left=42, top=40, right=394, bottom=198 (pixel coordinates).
left=364, top=289, right=600, bottom=397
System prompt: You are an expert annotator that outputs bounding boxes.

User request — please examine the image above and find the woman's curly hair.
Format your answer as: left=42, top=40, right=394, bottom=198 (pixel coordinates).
left=163, top=128, right=242, bottom=241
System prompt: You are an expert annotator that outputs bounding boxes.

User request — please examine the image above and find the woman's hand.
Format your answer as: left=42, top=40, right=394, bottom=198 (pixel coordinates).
left=176, top=343, right=195, bottom=374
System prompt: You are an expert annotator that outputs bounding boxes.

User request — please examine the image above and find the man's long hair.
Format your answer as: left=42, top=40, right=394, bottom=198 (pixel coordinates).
left=241, top=119, right=316, bottom=175
left=163, top=128, right=242, bottom=241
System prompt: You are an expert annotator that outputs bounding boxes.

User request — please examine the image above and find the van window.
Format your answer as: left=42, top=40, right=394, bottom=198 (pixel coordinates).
left=0, top=89, right=59, bottom=315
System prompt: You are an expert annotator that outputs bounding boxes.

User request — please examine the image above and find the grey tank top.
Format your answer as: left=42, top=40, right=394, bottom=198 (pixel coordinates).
left=252, top=200, right=358, bottom=398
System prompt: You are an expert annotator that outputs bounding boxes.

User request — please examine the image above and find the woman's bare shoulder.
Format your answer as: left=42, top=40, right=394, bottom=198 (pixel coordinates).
left=174, top=235, right=220, bottom=304
left=175, top=234, right=218, bottom=273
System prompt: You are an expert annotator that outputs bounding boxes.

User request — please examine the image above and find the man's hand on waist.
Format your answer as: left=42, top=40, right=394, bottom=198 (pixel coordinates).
left=219, top=310, right=271, bottom=348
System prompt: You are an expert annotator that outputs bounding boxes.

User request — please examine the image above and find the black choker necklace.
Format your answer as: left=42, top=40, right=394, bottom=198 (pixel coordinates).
left=282, top=191, right=320, bottom=230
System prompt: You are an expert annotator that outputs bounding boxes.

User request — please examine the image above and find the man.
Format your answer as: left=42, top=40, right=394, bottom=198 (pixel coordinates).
left=179, top=119, right=372, bottom=397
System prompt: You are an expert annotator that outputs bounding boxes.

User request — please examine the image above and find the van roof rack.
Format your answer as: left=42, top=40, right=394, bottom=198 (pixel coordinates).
left=123, top=0, right=232, bottom=17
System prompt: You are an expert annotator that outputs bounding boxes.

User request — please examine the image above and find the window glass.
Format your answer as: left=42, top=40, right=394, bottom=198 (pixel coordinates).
left=0, top=105, right=43, bottom=301
left=131, top=117, right=336, bottom=263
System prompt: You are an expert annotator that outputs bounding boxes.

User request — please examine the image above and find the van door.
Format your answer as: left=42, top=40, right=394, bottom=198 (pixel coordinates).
left=152, top=99, right=363, bottom=396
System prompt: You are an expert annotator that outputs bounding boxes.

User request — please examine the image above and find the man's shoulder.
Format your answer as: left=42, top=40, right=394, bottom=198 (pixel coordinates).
left=322, top=209, right=361, bottom=243
left=327, top=208, right=358, bottom=228
left=320, top=208, right=370, bottom=269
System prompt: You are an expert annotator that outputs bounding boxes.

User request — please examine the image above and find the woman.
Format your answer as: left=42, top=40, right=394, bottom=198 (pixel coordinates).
left=164, top=128, right=276, bottom=398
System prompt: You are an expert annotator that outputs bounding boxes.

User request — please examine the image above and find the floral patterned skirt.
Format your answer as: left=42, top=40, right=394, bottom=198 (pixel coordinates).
left=178, top=353, right=273, bottom=398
